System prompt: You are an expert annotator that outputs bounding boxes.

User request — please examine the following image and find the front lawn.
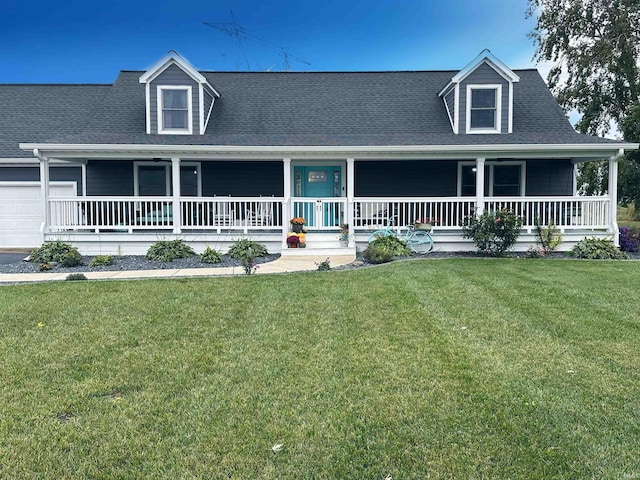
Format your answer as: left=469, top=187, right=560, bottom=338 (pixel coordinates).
left=1, top=259, right=639, bottom=478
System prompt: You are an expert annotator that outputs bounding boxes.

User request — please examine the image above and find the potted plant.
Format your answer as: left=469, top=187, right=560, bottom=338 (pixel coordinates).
left=338, top=223, right=349, bottom=246
left=290, top=217, right=306, bottom=233
left=287, top=234, right=301, bottom=248
left=414, top=217, right=438, bottom=231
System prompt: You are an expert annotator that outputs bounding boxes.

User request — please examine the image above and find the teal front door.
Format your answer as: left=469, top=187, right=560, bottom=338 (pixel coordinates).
left=293, top=166, right=342, bottom=227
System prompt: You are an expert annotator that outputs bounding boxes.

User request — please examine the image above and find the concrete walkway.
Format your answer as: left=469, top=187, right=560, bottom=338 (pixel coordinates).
left=0, top=254, right=357, bottom=284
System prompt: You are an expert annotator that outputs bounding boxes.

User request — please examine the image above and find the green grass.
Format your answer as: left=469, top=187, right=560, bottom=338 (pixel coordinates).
left=1, top=260, right=640, bottom=479
left=618, top=205, right=640, bottom=229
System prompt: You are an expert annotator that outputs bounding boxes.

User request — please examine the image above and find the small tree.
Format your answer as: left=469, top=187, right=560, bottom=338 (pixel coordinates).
left=462, top=209, right=523, bottom=256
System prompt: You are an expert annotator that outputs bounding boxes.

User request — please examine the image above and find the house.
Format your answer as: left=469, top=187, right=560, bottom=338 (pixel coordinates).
left=0, top=49, right=637, bottom=254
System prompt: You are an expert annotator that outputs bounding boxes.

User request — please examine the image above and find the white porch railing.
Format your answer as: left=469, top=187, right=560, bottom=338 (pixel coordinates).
left=352, top=196, right=611, bottom=231
left=353, top=197, right=476, bottom=229
left=46, top=195, right=612, bottom=234
left=48, top=197, right=284, bottom=232
left=291, top=197, right=347, bottom=230
left=484, top=196, right=610, bottom=230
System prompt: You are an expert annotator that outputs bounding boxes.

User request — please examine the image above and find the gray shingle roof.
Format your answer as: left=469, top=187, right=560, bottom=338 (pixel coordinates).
left=0, top=68, right=622, bottom=158
left=0, top=84, right=111, bottom=157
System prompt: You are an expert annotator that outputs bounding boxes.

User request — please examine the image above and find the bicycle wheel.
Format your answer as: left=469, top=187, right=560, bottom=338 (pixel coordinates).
left=407, top=230, right=434, bottom=254
left=368, top=229, right=393, bottom=243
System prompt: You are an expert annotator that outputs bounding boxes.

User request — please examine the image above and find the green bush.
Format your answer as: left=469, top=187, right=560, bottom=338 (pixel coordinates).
left=535, top=220, right=562, bottom=253
left=30, top=241, right=82, bottom=265
left=200, top=246, right=222, bottom=264
left=368, top=234, right=411, bottom=256
left=363, top=235, right=410, bottom=264
left=59, top=249, right=83, bottom=267
left=462, top=209, right=523, bottom=256
left=362, top=243, right=396, bottom=264
left=316, top=258, right=331, bottom=271
left=228, top=239, right=268, bottom=259
left=146, top=240, right=195, bottom=262
left=571, top=237, right=628, bottom=259
left=89, top=255, right=114, bottom=267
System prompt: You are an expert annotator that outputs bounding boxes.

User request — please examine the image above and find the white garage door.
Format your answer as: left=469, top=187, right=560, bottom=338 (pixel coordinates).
left=0, top=182, right=77, bottom=248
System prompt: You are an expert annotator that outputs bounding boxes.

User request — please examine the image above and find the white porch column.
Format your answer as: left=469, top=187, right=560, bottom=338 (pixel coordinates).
left=39, top=154, right=50, bottom=241
left=346, top=157, right=355, bottom=247
left=282, top=158, right=291, bottom=248
left=171, top=157, right=182, bottom=234
left=475, top=157, right=485, bottom=216
left=609, top=152, right=620, bottom=246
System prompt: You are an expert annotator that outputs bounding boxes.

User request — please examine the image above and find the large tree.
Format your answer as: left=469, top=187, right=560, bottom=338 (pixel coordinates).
left=528, top=0, right=640, bottom=211
left=528, top=0, right=640, bottom=135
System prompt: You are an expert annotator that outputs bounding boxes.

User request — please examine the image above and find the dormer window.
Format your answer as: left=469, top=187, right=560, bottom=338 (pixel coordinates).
left=158, top=86, right=192, bottom=134
left=439, top=50, right=518, bottom=135
left=466, top=85, right=501, bottom=134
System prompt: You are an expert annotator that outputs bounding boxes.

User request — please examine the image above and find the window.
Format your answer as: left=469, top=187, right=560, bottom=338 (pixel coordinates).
left=492, top=165, right=521, bottom=196
left=458, top=161, right=524, bottom=196
left=134, top=162, right=201, bottom=196
left=157, top=86, right=192, bottom=134
left=466, top=85, right=501, bottom=133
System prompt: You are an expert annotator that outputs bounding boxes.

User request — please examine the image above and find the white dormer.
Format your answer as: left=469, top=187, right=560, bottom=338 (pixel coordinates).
left=139, top=51, right=220, bottom=135
left=438, top=50, right=519, bottom=135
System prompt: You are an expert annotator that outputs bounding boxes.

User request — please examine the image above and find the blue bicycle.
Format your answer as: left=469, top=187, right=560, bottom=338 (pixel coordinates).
left=368, top=216, right=434, bottom=253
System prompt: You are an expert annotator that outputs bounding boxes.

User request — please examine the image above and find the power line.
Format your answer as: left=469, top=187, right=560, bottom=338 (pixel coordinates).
left=204, top=11, right=310, bottom=71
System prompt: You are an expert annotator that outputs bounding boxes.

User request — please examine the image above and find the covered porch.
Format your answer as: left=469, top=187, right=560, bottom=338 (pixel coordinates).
left=26, top=143, right=624, bottom=254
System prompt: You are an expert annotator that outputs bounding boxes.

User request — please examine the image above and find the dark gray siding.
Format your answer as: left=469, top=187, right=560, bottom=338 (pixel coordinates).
left=355, top=161, right=458, bottom=196
left=149, top=63, right=200, bottom=134
left=203, top=90, right=214, bottom=132
left=201, top=161, right=283, bottom=196
left=460, top=62, right=509, bottom=134
left=526, top=159, right=574, bottom=196
left=444, top=88, right=455, bottom=128
left=86, top=160, right=134, bottom=196
left=0, top=166, right=83, bottom=194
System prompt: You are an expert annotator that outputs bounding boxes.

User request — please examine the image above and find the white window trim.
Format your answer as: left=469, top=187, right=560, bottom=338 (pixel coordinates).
left=457, top=160, right=525, bottom=196
left=157, top=85, right=193, bottom=135
left=134, top=161, right=201, bottom=196
left=466, top=84, right=502, bottom=134
left=442, top=87, right=456, bottom=131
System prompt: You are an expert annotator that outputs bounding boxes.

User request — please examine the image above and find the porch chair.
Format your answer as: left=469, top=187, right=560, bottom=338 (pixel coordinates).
left=211, top=197, right=233, bottom=226
left=354, top=202, right=389, bottom=227
left=245, top=198, right=273, bottom=226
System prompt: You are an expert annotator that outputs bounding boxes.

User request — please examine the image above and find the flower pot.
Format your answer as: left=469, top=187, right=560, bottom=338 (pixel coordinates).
left=415, top=222, right=432, bottom=231
left=291, top=223, right=303, bottom=233
left=288, top=243, right=298, bottom=248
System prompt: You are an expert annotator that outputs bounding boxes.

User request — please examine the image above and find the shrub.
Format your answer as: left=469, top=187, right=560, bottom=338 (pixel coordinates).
left=39, top=263, right=51, bottom=271
left=146, top=240, right=195, bottom=262
left=200, top=246, right=222, bottom=264
left=619, top=226, right=640, bottom=253
left=228, top=239, right=268, bottom=259
left=59, top=249, right=83, bottom=267
left=462, top=209, right=523, bottom=256
left=363, top=235, right=410, bottom=264
left=66, top=273, right=87, bottom=281
left=535, top=220, right=562, bottom=254
left=362, top=243, right=396, bottom=264
left=368, top=234, right=411, bottom=256
left=571, top=237, right=628, bottom=259
left=30, top=241, right=82, bottom=265
left=89, top=255, right=114, bottom=267
left=316, top=258, right=331, bottom=271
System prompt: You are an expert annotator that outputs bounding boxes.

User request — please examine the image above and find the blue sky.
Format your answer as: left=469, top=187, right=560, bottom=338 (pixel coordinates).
left=0, top=0, right=539, bottom=83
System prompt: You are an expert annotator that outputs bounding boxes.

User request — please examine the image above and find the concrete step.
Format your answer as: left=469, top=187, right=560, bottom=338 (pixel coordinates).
left=280, top=246, right=356, bottom=257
